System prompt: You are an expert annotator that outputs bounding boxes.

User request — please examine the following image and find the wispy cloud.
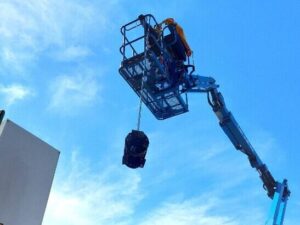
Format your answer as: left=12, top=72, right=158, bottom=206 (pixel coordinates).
left=139, top=198, right=238, bottom=225
left=140, top=129, right=273, bottom=222
left=54, top=46, right=92, bottom=62
left=0, top=47, right=35, bottom=74
left=43, top=151, right=245, bottom=225
left=48, top=70, right=100, bottom=114
left=0, top=0, right=120, bottom=74
left=42, top=132, right=270, bottom=225
left=43, top=152, right=142, bottom=225
left=0, top=83, right=33, bottom=105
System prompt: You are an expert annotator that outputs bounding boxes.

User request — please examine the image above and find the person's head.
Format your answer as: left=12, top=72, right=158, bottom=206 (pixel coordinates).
left=164, top=18, right=175, bottom=25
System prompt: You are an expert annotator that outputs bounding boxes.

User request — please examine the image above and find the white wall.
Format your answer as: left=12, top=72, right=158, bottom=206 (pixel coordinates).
left=0, top=120, right=59, bottom=225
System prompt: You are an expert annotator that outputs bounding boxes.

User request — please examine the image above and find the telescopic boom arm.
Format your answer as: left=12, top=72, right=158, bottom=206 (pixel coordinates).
left=186, top=75, right=290, bottom=225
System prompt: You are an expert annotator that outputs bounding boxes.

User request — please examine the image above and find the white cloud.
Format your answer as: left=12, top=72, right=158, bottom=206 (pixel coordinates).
left=54, top=46, right=92, bottom=62
left=43, top=152, right=142, bottom=225
left=0, top=47, right=35, bottom=74
left=41, top=137, right=268, bottom=225
left=48, top=71, right=100, bottom=113
left=139, top=199, right=238, bottom=225
left=0, top=83, right=33, bottom=105
left=42, top=151, right=244, bottom=225
left=0, top=0, right=120, bottom=74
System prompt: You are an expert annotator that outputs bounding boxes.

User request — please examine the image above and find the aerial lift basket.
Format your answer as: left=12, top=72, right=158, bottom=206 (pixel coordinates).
left=119, top=14, right=194, bottom=120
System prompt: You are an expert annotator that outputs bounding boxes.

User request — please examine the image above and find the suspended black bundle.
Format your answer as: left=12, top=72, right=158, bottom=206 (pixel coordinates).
left=122, top=130, right=149, bottom=169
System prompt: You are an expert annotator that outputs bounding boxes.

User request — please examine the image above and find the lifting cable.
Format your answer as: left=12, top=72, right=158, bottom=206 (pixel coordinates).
left=136, top=75, right=144, bottom=131
left=191, top=52, right=195, bottom=67
left=137, top=17, right=150, bottom=131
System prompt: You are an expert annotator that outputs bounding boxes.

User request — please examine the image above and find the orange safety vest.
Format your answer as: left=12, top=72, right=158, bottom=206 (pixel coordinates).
left=164, top=18, right=192, bottom=57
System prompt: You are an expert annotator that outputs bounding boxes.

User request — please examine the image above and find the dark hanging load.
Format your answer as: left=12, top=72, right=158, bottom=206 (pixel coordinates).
left=122, top=130, right=149, bottom=169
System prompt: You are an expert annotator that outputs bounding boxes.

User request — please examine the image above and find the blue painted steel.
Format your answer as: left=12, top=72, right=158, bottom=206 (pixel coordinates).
left=273, top=180, right=289, bottom=225
left=119, top=14, right=290, bottom=224
left=189, top=76, right=290, bottom=224
left=265, top=180, right=289, bottom=225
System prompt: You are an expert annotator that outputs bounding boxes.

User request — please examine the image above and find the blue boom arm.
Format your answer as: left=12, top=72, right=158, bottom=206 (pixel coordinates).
left=186, top=75, right=290, bottom=225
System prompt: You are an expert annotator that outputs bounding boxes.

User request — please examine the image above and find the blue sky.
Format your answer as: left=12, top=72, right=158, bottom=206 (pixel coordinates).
left=0, top=0, right=299, bottom=224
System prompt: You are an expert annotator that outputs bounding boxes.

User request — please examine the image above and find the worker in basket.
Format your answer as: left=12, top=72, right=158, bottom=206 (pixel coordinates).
left=161, top=18, right=192, bottom=59
left=158, top=18, right=192, bottom=87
